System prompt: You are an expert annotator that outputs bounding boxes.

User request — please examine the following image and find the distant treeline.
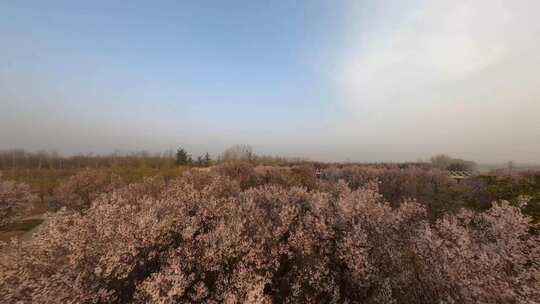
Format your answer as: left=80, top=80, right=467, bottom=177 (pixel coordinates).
left=0, top=146, right=310, bottom=170
left=0, top=147, right=483, bottom=174
left=0, top=149, right=178, bottom=170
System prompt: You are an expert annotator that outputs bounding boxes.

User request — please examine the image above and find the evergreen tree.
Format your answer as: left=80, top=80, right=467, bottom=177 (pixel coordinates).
left=175, top=148, right=189, bottom=166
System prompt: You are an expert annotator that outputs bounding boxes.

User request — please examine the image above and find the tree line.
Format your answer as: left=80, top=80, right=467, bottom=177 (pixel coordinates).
left=0, top=145, right=307, bottom=170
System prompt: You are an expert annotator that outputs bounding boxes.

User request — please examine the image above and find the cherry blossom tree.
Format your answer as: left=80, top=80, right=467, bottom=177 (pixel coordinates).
left=1, top=169, right=538, bottom=303
left=53, top=169, right=124, bottom=211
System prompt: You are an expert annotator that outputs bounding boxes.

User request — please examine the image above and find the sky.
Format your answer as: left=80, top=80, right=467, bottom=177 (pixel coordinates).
left=1, top=0, right=539, bottom=163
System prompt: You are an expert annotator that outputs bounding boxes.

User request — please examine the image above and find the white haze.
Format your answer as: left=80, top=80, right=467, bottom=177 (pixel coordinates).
left=333, top=0, right=540, bottom=163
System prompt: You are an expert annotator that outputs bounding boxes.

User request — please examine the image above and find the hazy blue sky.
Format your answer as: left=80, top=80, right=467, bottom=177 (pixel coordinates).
left=1, top=1, right=539, bottom=163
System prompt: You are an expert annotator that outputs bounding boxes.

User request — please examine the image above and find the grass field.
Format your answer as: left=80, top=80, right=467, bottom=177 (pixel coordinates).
left=1, top=167, right=187, bottom=201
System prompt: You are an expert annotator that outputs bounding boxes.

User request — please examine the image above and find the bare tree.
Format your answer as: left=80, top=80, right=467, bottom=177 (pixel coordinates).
left=221, top=144, right=254, bottom=162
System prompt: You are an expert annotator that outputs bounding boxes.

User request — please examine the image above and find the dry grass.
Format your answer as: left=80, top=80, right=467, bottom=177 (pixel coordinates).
left=0, top=230, right=25, bottom=242
left=0, top=218, right=44, bottom=242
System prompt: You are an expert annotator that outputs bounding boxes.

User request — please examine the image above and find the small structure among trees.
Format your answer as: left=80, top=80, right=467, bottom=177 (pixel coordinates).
left=430, top=154, right=478, bottom=183
left=447, top=170, right=475, bottom=182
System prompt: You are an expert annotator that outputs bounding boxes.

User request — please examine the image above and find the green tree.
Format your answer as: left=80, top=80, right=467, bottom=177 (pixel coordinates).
left=175, top=148, right=189, bottom=166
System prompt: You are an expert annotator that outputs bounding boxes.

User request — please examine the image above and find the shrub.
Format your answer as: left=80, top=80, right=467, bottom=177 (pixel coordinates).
left=215, top=161, right=258, bottom=189
left=321, top=166, right=465, bottom=218
left=253, top=165, right=320, bottom=190
left=411, top=202, right=540, bottom=303
left=288, top=164, right=319, bottom=191
left=52, top=169, right=124, bottom=211
left=430, top=154, right=477, bottom=172
left=0, top=174, right=35, bottom=227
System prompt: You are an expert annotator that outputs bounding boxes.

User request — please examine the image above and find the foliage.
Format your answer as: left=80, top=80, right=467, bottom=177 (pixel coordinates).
left=430, top=154, right=477, bottom=172
left=176, top=148, right=191, bottom=166
left=194, top=152, right=212, bottom=167
left=0, top=149, right=178, bottom=170
left=0, top=174, right=36, bottom=227
left=1, top=167, right=186, bottom=205
left=1, top=169, right=539, bottom=303
left=321, top=166, right=466, bottom=218
left=220, top=144, right=254, bottom=162
left=203, top=152, right=211, bottom=166
left=463, top=173, right=540, bottom=224
left=215, top=161, right=259, bottom=190
left=288, top=164, right=319, bottom=191
left=53, top=169, right=125, bottom=211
